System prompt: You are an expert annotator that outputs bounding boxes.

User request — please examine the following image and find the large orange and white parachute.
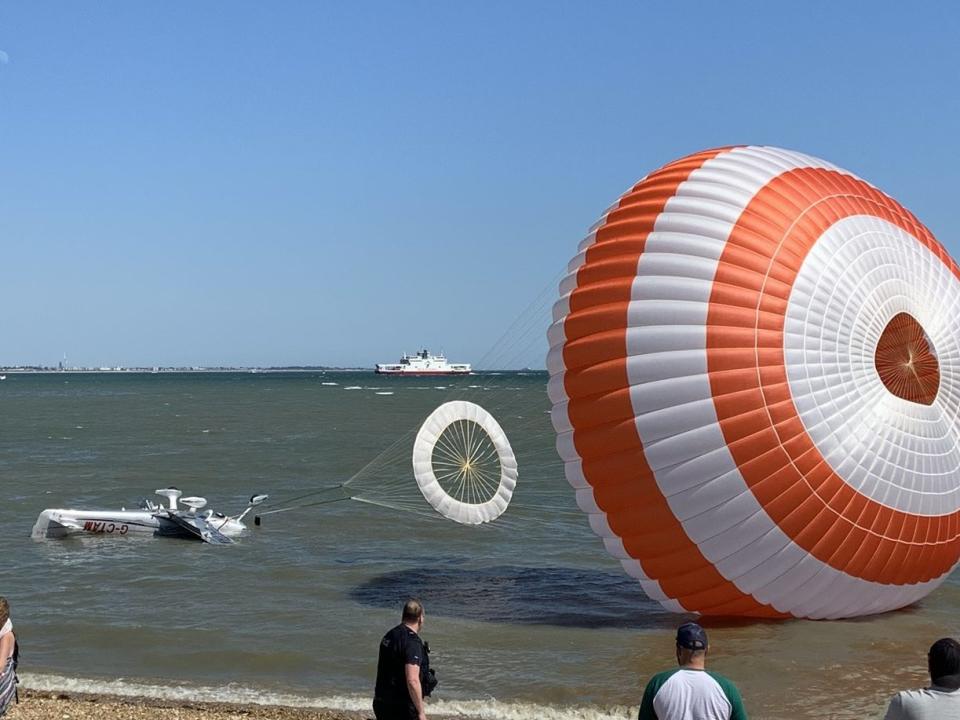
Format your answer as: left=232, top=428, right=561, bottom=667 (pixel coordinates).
left=547, top=146, right=960, bottom=619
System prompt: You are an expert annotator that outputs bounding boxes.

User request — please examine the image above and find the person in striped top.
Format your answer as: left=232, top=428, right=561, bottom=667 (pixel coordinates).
left=0, top=596, right=18, bottom=717
left=638, top=622, right=746, bottom=720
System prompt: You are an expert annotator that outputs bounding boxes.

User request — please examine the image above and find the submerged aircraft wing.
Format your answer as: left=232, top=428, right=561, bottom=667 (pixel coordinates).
left=31, top=511, right=85, bottom=538
left=163, top=511, right=234, bottom=545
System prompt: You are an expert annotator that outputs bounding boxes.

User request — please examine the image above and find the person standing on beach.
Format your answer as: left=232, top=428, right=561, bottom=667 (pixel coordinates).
left=373, top=598, right=428, bottom=720
left=883, top=637, right=960, bottom=719
left=638, top=622, right=746, bottom=720
left=0, top=596, right=19, bottom=716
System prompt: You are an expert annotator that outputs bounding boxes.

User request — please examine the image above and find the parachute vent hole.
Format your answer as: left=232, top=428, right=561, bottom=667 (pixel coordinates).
left=875, top=312, right=940, bottom=405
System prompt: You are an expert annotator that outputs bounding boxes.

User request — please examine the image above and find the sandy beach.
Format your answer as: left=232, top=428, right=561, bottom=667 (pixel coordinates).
left=6, top=689, right=376, bottom=720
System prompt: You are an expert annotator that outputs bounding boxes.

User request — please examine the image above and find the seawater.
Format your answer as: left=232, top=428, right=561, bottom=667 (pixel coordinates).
left=1, top=371, right=958, bottom=720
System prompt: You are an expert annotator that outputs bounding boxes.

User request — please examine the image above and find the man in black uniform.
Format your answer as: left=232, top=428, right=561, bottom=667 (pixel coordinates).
left=374, top=598, right=427, bottom=720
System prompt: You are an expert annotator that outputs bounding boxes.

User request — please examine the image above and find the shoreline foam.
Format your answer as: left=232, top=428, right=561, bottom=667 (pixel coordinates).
left=14, top=674, right=637, bottom=720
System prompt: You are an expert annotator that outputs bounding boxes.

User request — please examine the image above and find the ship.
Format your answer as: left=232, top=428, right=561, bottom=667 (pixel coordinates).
left=375, top=349, right=471, bottom=376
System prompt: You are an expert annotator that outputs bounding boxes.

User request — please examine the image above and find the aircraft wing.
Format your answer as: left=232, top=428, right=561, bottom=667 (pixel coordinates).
left=163, top=511, right=234, bottom=545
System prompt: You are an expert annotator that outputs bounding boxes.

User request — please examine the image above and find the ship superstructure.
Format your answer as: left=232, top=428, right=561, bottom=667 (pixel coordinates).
left=375, top=349, right=471, bottom=375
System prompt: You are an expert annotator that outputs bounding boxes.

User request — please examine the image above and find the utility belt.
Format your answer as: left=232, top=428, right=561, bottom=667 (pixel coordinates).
left=420, top=641, right=438, bottom=697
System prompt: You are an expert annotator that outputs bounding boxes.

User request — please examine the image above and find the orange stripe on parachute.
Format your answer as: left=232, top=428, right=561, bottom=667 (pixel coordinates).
left=563, top=147, right=786, bottom=617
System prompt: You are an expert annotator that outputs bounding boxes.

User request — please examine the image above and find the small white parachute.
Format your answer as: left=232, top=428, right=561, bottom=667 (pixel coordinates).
left=412, top=400, right=517, bottom=524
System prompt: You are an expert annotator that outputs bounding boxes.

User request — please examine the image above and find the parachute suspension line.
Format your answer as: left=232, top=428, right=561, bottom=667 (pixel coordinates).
left=333, top=419, right=422, bottom=505
left=351, top=495, right=533, bottom=532
left=350, top=495, right=449, bottom=522
left=258, top=482, right=348, bottom=512
left=342, top=423, right=420, bottom=490
left=256, top=492, right=353, bottom=517
left=472, top=265, right=566, bottom=372
left=400, top=263, right=564, bottom=455
left=507, top=502, right=584, bottom=515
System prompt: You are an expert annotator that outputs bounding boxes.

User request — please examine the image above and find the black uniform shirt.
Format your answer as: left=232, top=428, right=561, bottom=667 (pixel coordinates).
left=374, top=624, right=424, bottom=706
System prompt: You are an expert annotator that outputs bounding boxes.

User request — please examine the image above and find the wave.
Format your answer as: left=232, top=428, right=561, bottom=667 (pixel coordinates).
left=20, top=673, right=636, bottom=720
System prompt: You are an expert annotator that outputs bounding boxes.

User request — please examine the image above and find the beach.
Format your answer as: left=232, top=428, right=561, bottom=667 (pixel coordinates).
left=8, top=689, right=372, bottom=720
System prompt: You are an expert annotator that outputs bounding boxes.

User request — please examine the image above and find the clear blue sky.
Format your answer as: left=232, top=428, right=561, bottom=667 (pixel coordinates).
left=2, top=2, right=959, bottom=368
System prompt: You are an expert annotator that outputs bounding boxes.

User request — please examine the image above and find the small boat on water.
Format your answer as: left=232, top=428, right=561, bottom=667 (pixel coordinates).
left=375, top=349, right=471, bottom=376
left=32, top=488, right=268, bottom=544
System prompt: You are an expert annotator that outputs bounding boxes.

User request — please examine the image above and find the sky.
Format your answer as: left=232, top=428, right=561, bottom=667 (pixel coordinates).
left=2, top=2, right=960, bottom=368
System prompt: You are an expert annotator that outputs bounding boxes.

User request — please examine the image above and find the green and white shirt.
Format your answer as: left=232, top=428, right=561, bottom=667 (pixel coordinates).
left=639, top=668, right=747, bottom=720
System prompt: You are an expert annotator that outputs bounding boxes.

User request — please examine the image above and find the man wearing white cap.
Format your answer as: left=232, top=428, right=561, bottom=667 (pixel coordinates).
left=638, top=622, right=746, bottom=720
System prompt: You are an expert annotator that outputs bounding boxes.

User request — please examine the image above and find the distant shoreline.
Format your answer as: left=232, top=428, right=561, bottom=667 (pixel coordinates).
left=0, top=367, right=367, bottom=374
left=0, top=367, right=546, bottom=374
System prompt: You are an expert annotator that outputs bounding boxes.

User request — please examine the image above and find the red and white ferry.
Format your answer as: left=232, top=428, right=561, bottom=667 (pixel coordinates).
left=375, top=349, right=471, bottom=376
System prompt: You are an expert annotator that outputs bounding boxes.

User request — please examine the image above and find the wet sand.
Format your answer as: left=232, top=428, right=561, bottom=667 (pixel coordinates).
left=6, top=689, right=383, bottom=720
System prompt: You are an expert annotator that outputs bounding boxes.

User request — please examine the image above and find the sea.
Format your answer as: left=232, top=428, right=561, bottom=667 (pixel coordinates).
left=1, top=371, right=958, bottom=720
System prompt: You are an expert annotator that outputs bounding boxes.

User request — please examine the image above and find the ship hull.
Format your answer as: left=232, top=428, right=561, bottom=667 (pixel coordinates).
left=374, top=349, right=471, bottom=375
left=374, top=369, right=472, bottom=376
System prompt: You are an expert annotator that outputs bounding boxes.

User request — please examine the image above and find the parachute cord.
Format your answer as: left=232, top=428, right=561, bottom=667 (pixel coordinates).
left=256, top=482, right=347, bottom=511
left=255, top=492, right=353, bottom=517
left=471, top=265, right=565, bottom=372
left=349, top=495, right=584, bottom=532
left=508, top=502, right=583, bottom=515
left=349, top=495, right=447, bottom=521
left=342, top=424, right=419, bottom=489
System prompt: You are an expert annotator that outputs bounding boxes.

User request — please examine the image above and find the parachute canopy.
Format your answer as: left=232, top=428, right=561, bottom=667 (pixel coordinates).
left=413, top=400, right=517, bottom=524
left=548, top=145, right=960, bottom=619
